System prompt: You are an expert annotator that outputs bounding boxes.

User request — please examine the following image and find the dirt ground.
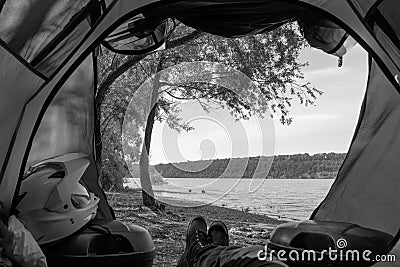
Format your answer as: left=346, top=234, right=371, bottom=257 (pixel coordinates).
left=107, top=190, right=285, bottom=267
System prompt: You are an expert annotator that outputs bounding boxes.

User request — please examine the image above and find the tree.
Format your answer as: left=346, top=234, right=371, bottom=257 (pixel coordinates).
left=97, top=20, right=322, bottom=205
left=96, top=24, right=204, bottom=195
left=139, top=55, right=164, bottom=206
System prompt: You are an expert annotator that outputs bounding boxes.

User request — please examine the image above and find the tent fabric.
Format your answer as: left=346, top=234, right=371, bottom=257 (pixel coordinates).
left=298, top=21, right=354, bottom=57
left=0, top=0, right=114, bottom=221
left=103, top=16, right=167, bottom=55
left=312, top=0, right=400, bottom=233
left=0, top=0, right=112, bottom=221
left=32, top=16, right=93, bottom=77
left=368, top=2, right=400, bottom=69
left=28, top=56, right=95, bottom=166
left=27, top=56, right=113, bottom=221
left=0, top=44, right=44, bottom=182
left=0, top=0, right=162, bottom=220
left=0, top=1, right=90, bottom=67
left=173, top=1, right=324, bottom=38
left=312, top=58, right=400, bottom=235
left=308, top=0, right=399, bottom=87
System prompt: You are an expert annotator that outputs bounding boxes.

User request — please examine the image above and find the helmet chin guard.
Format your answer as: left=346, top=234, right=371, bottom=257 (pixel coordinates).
left=17, top=153, right=99, bottom=245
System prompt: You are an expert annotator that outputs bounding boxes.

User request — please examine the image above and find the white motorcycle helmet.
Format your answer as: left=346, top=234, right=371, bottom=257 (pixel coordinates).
left=16, top=153, right=99, bottom=245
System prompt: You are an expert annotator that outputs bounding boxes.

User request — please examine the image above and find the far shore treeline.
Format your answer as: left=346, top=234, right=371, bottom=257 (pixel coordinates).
left=150, top=153, right=346, bottom=179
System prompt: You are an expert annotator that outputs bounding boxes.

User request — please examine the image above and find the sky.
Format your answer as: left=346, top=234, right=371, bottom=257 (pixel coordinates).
left=148, top=45, right=369, bottom=164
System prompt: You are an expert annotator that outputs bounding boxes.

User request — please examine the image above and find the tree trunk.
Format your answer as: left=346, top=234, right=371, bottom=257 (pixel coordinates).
left=139, top=57, right=163, bottom=206
left=139, top=101, right=158, bottom=206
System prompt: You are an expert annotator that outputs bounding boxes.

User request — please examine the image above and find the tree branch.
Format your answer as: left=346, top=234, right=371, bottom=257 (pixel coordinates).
left=96, top=29, right=204, bottom=106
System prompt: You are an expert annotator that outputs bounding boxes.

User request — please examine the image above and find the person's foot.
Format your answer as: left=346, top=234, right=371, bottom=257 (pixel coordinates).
left=177, top=216, right=213, bottom=267
left=208, top=221, right=229, bottom=246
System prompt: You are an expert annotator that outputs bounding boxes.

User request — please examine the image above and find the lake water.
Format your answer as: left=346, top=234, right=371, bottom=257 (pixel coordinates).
left=124, top=178, right=334, bottom=221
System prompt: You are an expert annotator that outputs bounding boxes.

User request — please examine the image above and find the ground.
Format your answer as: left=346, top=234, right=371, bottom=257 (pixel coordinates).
left=107, top=189, right=286, bottom=267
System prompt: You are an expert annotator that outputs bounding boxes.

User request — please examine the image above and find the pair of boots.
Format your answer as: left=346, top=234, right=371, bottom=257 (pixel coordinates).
left=177, top=216, right=229, bottom=267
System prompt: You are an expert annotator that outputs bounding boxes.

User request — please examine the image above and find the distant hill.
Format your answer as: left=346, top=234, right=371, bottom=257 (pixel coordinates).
left=152, top=153, right=346, bottom=179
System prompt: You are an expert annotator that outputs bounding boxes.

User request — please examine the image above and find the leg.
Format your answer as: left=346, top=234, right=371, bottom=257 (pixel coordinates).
left=195, top=245, right=287, bottom=267
left=177, top=216, right=216, bottom=267
left=178, top=217, right=287, bottom=267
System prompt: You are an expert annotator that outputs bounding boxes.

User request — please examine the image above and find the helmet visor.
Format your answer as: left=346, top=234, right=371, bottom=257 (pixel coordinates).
left=71, top=193, right=91, bottom=209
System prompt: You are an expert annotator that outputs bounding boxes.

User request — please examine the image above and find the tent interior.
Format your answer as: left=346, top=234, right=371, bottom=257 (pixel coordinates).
left=0, top=0, right=399, bottom=266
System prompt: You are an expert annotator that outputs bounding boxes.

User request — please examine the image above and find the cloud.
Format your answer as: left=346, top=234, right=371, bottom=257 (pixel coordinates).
left=291, top=114, right=340, bottom=121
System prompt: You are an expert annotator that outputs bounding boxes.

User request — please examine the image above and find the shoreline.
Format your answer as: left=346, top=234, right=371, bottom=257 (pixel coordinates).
left=123, top=180, right=319, bottom=221
left=155, top=194, right=299, bottom=221
left=106, top=189, right=287, bottom=266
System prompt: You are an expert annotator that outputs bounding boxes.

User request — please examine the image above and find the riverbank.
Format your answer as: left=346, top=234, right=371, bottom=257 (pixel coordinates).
left=106, top=189, right=286, bottom=267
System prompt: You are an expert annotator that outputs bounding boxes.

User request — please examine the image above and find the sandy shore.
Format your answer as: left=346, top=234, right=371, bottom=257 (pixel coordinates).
left=107, top=189, right=286, bottom=267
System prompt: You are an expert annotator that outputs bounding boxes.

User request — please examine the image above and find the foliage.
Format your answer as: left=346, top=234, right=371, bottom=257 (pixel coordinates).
left=101, top=148, right=126, bottom=191
left=153, top=153, right=346, bottom=179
